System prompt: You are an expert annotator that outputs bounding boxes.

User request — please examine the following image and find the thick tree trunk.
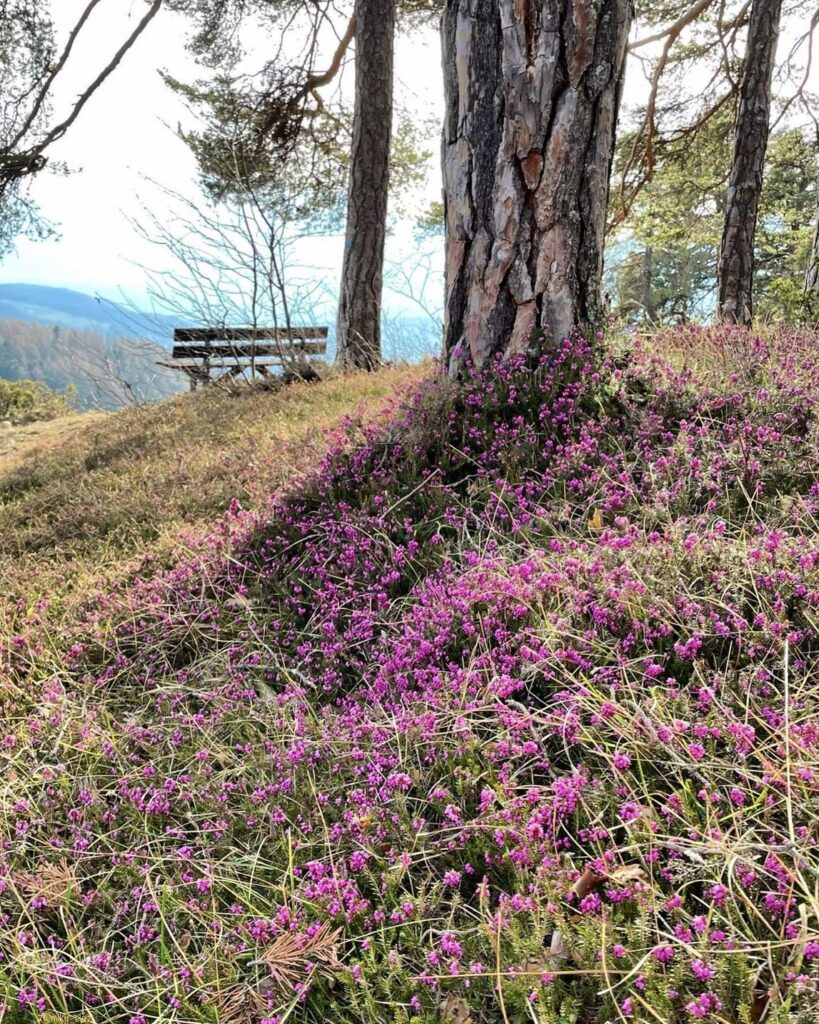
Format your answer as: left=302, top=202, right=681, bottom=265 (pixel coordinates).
left=441, top=0, right=631, bottom=374
left=716, top=0, right=782, bottom=326
left=336, top=0, right=395, bottom=371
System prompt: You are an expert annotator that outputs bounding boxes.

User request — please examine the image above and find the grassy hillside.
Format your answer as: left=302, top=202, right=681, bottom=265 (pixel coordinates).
left=0, top=410, right=106, bottom=473
left=0, top=364, right=426, bottom=608
left=3, top=330, right=819, bottom=1024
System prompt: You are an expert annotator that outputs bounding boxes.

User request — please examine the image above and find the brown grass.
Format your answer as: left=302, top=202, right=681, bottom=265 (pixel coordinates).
left=0, top=364, right=428, bottom=604
left=0, top=411, right=106, bottom=475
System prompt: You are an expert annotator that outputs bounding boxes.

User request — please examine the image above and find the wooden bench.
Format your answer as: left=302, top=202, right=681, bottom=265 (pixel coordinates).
left=157, top=327, right=329, bottom=390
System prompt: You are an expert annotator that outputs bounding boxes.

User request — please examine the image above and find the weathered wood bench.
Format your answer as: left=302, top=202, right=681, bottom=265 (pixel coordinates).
left=157, top=327, right=329, bottom=390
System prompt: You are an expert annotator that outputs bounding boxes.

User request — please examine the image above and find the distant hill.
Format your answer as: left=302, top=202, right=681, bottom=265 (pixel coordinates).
left=0, top=284, right=186, bottom=409
left=0, top=283, right=177, bottom=344
left=0, top=316, right=184, bottom=410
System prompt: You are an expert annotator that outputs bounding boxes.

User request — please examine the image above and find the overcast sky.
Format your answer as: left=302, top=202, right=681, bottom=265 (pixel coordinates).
left=0, top=2, right=815, bottom=315
left=0, top=0, right=444, bottom=311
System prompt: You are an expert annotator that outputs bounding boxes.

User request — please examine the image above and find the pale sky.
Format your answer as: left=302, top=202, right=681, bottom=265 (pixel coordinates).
left=0, top=3, right=200, bottom=301
left=0, top=2, right=815, bottom=315
left=0, top=0, right=444, bottom=311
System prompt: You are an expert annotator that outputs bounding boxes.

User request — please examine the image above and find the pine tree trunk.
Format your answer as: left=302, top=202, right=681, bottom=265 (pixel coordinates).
left=806, top=224, right=819, bottom=297
left=336, top=0, right=395, bottom=370
left=716, top=0, right=782, bottom=326
left=641, top=245, right=656, bottom=322
left=805, top=172, right=819, bottom=300
left=441, top=0, right=631, bottom=374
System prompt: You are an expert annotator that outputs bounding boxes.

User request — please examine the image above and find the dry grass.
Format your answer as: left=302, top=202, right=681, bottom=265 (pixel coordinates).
left=0, top=411, right=106, bottom=475
left=0, top=364, right=428, bottom=604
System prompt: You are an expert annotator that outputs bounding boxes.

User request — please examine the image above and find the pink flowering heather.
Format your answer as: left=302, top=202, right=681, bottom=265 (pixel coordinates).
left=2, top=326, right=819, bottom=1021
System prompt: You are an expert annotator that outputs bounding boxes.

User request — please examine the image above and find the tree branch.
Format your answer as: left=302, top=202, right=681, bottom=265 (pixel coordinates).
left=303, top=16, right=356, bottom=95
left=7, top=0, right=106, bottom=152
left=770, top=8, right=819, bottom=131
left=31, top=0, right=164, bottom=157
left=612, top=0, right=737, bottom=229
left=629, top=0, right=718, bottom=50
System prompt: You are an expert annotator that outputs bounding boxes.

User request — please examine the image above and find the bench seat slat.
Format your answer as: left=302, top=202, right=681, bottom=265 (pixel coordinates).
left=171, top=340, right=326, bottom=359
left=158, top=355, right=310, bottom=369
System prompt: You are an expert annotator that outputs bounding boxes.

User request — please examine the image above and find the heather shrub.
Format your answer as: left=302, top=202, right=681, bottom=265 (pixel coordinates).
left=3, top=327, right=819, bottom=1022
left=0, top=379, right=74, bottom=425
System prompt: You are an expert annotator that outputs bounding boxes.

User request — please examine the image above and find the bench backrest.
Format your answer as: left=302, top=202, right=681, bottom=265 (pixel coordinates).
left=172, top=327, right=328, bottom=361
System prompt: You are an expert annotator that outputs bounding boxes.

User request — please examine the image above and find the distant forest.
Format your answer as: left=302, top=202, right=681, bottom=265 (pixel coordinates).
left=0, top=317, right=184, bottom=409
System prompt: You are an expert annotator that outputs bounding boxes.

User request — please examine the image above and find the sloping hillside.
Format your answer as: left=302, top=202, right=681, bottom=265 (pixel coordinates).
left=3, top=331, right=819, bottom=1023
left=0, top=364, right=427, bottom=605
left=0, top=410, right=106, bottom=474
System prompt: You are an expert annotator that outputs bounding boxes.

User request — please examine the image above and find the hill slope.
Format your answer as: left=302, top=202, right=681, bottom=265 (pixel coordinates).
left=0, top=409, right=106, bottom=474
left=0, top=315, right=184, bottom=409
left=2, top=331, right=819, bottom=1024
left=0, top=282, right=176, bottom=341
left=0, top=364, right=427, bottom=602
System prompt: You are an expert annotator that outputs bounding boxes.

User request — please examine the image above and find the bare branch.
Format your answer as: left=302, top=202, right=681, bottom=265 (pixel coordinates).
left=629, top=0, right=718, bottom=51
left=626, top=0, right=715, bottom=180
left=306, top=16, right=356, bottom=93
left=31, top=0, right=164, bottom=155
left=770, top=8, right=819, bottom=130
left=7, top=0, right=106, bottom=151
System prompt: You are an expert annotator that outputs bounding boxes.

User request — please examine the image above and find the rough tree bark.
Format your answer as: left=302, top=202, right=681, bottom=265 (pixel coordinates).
left=805, top=163, right=819, bottom=302
left=806, top=229, right=819, bottom=300
left=336, top=0, right=395, bottom=371
left=640, top=245, right=656, bottom=322
left=441, top=0, right=631, bottom=374
left=716, top=0, right=782, bottom=326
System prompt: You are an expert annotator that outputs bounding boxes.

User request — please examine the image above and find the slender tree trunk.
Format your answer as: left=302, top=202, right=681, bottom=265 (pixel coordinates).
left=336, top=0, right=395, bottom=370
left=805, top=229, right=819, bottom=299
left=441, top=0, right=631, bottom=375
left=716, top=0, right=782, bottom=326
left=805, top=165, right=819, bottom=301
left=641, top=245, right=656, bottom=322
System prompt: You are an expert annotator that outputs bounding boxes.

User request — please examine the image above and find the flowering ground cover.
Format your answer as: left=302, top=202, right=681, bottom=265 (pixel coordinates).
left=3, top=327, right=819, bottom=1022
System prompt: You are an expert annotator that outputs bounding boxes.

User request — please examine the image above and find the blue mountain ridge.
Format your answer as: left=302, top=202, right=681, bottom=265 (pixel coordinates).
left=0, top=283, right=177, bottom=345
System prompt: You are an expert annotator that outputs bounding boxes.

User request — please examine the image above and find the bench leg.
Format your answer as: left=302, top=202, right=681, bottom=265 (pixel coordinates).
left=187, top=368, right=210, bottom=391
